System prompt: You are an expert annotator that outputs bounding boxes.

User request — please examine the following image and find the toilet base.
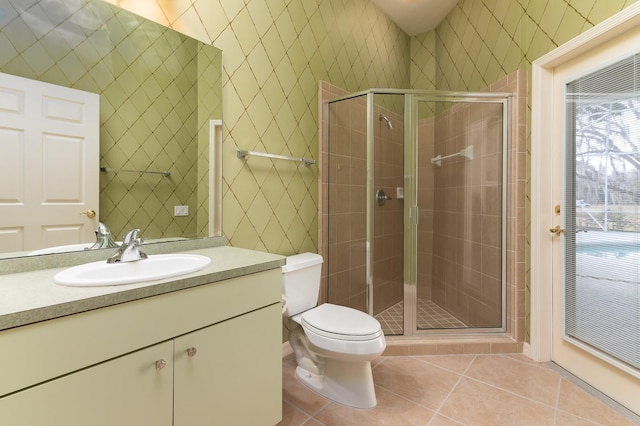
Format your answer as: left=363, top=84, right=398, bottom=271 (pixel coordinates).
left=295, top=359, right=377, bottom=409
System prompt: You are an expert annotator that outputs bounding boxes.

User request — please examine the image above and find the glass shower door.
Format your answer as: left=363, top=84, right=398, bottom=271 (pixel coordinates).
left=325, top=89, right=508, bottom=337
left=411, top=95, right=507, bottom=333
left=325, top=94, right=368, bottom=313
left=369, top=93, right=405, bottom=335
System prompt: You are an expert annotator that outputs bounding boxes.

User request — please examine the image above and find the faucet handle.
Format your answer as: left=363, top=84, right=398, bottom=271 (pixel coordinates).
left=106, top=228, right=147, bottom=263
left=123, top=228, right=142, bottom=244
left=88, top=222, right=120, bottom=250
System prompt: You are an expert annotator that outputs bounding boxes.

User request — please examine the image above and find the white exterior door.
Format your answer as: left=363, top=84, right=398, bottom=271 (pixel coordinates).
left=532, top=6, right=640, bottom=416
left=0, top=72, right=99, bottom=253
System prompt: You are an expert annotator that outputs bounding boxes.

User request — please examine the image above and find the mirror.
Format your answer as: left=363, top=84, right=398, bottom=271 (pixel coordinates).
left=0, top=0, right=223, bottom=257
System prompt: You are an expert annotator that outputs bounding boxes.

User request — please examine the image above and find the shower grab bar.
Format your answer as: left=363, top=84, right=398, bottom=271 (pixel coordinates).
left=236, top=149, right=316, bottom=167
left=431, top=145, right=473, bottom=167
left=100, top=167, right=171, bottom=177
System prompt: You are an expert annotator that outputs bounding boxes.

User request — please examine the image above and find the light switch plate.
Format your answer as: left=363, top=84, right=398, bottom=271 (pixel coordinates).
left=174, top=205, right=189, bottom=216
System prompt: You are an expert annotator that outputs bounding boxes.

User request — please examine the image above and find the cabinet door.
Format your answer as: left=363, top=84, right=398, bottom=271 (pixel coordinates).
left=0, top=341, right=173, bottom=426
left=174, top=304, right=282, bottom=426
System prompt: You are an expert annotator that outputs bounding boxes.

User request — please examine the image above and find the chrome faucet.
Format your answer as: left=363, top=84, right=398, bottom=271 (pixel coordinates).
left=107, top=229, right=147, bottom=263
left=88, top=222, right=120, bottom=250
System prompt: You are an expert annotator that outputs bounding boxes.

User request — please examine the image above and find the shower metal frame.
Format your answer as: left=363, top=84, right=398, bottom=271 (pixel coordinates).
left=327, top=88, right=511, bottom=336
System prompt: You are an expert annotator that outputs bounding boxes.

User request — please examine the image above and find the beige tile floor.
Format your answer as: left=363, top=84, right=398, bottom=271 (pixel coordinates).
left=278, top=352, right=639, bottom=426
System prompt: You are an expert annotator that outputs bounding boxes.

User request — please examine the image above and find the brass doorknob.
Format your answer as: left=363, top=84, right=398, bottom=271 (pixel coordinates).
left=80, top=209, right=96, bottom=219
left=549, top=225, right=565, bottom=236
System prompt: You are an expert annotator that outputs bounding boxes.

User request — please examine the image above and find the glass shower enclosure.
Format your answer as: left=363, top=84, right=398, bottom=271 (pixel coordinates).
left=324, top=89, right=509, bottom=336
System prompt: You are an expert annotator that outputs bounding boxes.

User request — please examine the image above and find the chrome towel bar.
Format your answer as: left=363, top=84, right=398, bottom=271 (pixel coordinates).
left=431, top=145, right=473, bottom=167
left=236, top=149, right=315, bottom=167
left=100, top=167, right=171, bottom=177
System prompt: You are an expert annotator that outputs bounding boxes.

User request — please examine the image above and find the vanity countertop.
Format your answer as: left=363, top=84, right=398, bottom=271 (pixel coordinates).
left=0, top=246, right=285, bottom=332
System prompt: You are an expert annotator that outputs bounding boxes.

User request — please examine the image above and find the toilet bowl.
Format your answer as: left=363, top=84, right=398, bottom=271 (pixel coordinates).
left=282, top=253, right=386, bottom=409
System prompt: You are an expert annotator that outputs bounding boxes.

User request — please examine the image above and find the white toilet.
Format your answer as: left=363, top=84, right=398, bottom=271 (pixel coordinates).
left=282, top=253, right=386, bottom=409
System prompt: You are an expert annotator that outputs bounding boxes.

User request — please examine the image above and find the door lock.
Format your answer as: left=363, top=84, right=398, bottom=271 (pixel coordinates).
left=549, top=225, right=565, bottom=236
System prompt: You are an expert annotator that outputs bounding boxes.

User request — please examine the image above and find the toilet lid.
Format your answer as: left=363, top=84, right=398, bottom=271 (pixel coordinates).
left=301, top=303, right=382, bottom=341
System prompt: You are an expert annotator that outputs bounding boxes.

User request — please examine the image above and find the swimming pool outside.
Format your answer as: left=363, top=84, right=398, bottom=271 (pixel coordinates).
left=571, top=231, right=640, bottom=371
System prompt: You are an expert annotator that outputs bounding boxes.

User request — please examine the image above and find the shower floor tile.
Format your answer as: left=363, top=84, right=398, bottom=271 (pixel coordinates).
left=375, top=299, right=466, bottom=334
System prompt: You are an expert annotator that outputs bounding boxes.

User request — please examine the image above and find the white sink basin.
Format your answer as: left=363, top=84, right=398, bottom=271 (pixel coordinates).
left=54, top=254, right=211, bottom=287
left=28, top=243, right=95, bottom=256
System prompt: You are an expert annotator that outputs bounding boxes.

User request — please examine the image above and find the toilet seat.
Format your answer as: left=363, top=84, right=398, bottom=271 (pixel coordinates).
left=300, top=303, right=383, bottom=341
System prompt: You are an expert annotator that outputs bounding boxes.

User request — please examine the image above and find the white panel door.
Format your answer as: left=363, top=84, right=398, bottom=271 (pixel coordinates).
left=0, top=72, right=99, bottom=253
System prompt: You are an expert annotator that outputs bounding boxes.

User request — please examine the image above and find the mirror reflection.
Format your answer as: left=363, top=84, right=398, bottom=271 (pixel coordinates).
left=0, top=0, right=223, bottom=257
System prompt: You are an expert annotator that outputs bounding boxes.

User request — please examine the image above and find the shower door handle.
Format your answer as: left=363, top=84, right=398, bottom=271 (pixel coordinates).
left=410, top=205, right=419, bottom=225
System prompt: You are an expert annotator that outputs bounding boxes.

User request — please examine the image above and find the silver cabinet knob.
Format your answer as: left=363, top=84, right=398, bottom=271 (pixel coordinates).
left=155, top=359, right=167, bottom=370
left=187, top=347, right=198, bottom=357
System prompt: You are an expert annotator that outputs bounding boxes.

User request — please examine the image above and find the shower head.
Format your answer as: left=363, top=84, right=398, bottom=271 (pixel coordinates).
left=378, top=114, right=393, bottom=130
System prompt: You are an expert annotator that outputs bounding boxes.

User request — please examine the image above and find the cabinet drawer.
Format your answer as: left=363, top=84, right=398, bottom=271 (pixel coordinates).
left=0, top=268, right=281, bottom=397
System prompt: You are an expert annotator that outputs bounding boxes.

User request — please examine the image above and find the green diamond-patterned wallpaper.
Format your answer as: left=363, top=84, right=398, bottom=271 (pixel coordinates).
left=108, top=0, right=411, bottom=254
left=215, top=0, right=410, bottom=254
left=430, top=0, right=638, bottom=92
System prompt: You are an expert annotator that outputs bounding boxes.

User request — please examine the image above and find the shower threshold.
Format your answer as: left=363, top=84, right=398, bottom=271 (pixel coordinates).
left=375, top=299, right=467, bottom=335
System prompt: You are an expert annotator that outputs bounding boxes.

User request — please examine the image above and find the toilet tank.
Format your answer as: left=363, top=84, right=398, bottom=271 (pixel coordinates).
left=282, top=253, right=323, bottom=317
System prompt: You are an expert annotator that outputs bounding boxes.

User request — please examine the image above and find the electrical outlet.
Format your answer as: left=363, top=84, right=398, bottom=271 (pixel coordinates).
left=174, top=205, right=189, bottom=216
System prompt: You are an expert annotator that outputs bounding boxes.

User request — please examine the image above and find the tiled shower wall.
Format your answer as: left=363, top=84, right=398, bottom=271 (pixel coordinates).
left=323, top=84, right=367, bottom=311
left=493, top=70, right=527, bottom=344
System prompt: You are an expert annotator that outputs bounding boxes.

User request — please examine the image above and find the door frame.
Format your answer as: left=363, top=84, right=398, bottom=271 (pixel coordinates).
left=208, top=119, right=223, bottom=237
left=530, top=2, right=640, bottom=362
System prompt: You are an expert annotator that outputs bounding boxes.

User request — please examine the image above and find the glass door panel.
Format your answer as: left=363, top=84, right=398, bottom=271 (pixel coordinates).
left=370, top=94, right=405, bottom=335
left=414, top=96, right=505, bottom=332
left=565, top=54, right=640, bottom=371
left=326, top=95, right=368, bottom=312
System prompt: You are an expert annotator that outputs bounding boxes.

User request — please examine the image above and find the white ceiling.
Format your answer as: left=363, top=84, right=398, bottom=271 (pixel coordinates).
left=371, top=0, right=459, bottom=36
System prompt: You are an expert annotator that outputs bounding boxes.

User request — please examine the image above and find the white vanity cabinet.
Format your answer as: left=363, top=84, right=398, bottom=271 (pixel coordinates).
left=0, top=341, right=175, bottom=425
left=174, top=304, right=282, bottom=426
left=0, top=267, right=283, bottom=426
